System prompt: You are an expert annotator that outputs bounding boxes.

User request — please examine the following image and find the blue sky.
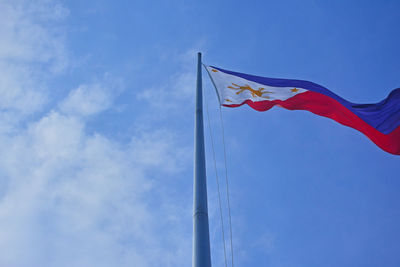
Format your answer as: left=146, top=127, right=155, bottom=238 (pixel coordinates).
left=0, top=0, right=399, bottom=266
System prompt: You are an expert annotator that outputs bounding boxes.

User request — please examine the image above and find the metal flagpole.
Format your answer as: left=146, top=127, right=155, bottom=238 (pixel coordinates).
left=193, top=52, right=212, bottom=267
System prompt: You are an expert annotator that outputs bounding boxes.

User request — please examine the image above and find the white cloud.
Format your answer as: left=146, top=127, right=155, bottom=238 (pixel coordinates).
left=0, top=110, right=192, bottom=267
left=0, top=0, right=68, bottom=66
left=0, top=61, right=47, bottom=116
left=0, top=0, right=68, bottom=135
left=59, top=83, right=113, bottom=117
left=0, top=1, right=194, bottom=266
left=130, top=130, right=190, bottom=173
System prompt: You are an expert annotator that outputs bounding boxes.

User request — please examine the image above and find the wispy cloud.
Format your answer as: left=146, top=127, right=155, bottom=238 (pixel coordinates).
left=0, top=0, right=69, bottom=135
left=0, top=0, right=68, bottom=66
left=60, top=83, right=113, bottom=117
left=136, top=62, right=196, bottom=112
left=0, top=1, right=194, bottom=266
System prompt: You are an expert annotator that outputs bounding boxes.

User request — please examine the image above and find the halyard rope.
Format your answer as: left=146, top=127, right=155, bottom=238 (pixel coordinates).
left=205, top=88, right=228, bottom=267
left=218, top=106, right=235, bottom=267
left=203, top=63, right=235, bottom=267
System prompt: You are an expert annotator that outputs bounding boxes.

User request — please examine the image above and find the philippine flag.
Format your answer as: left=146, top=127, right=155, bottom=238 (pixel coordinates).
left=205, top=65, right=400, bottom=155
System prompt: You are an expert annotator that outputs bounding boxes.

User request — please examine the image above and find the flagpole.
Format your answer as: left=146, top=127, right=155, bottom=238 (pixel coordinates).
left=193, top=52, right=212, bottom=267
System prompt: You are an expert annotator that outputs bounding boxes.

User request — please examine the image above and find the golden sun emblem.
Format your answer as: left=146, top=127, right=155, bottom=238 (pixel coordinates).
left=227, top=83, right=273, bottom=99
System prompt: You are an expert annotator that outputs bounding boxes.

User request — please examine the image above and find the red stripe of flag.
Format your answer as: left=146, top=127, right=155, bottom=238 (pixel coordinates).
left=224, top=91, right=400, bottom=155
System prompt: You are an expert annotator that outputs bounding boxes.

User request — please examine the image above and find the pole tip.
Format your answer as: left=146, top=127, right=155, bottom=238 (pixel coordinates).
left=197, top=52, right=202, bottom=57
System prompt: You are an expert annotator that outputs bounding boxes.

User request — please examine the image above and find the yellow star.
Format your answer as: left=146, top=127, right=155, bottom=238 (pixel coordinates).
left=211, top=69, right=218, bottom=72
left=291, top=88, right=299, bottom=93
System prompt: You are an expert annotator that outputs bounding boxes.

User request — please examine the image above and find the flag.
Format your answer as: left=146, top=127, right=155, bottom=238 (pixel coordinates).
left=205, top=65, right=400, bottom=155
